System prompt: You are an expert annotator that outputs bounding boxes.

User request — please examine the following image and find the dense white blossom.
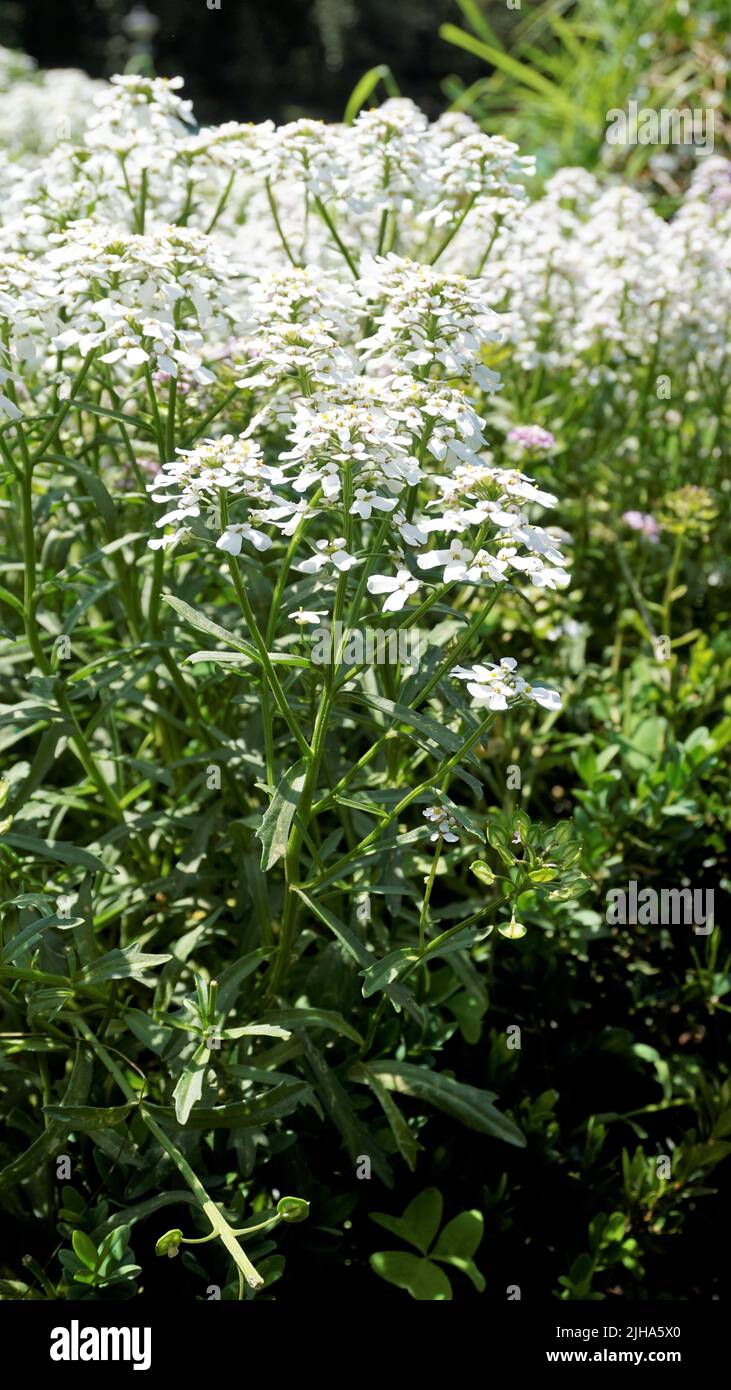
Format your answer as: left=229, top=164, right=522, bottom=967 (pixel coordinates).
left=3, top=62, right=726, bottom=819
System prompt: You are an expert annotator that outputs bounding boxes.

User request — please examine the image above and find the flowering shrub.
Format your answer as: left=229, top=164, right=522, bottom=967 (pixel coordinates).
left=0, top=57, right=729, bottom=1302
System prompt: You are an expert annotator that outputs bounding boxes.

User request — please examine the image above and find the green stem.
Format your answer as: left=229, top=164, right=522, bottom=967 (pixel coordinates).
left=266, top=179, right=300, bottom=267
left=28, top=351, right=96, bottom=466
left=419, top=839, right=442, bottom=953
left=224, top=547, right=311, bottom=761
left=205, top=171, right=235, bottom=235
left=73, top=1017, right=264, bottom=1291
left=314, top=197, right=359, bottom=277
left=302, top=710, right=494, bottom=891
left=429, top=192, right=477, bottom=266
left=269, top=689, right=332, bottom=994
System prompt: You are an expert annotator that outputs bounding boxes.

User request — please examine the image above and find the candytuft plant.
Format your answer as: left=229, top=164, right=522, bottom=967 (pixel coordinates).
left=0, top=38, right=728, bottom=1306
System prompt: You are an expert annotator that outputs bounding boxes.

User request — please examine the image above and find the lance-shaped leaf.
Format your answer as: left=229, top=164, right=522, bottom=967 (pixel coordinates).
left=365, top=1061, right=526, bottom=1147
left=256, top=758, right=308, bottom=870
left=164, top=594, right=254, bottom=658
left=222, top=1023, right=292, bottom=1040
left=2, top=833, right=113, bottom=874
left=77, top=944, right=171, bottom=986
left=43, top=1103, right=135, bottom=1131
left=145, top=1079, right=314, bottom=1130
left=261, top=1007, right=364, bottom=1047
left=173, top=1043, right=210, bottom=1125
left=352, top=1062, right=422, bottom=1171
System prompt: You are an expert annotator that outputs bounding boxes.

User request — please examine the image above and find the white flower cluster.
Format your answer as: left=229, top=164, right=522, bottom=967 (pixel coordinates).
left=452, top=658, right=561, bottom=713
left=423, top=805, right=460, bottom=844
left=0, top=47, right=103, bottom=155
left=0, top=218, right=241, bottom=418
left=464, top=162, right=731, bottom=392
left=3, top=61, right=725, bottom=801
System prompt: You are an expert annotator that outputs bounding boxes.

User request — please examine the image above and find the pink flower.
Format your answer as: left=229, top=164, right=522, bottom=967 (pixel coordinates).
left=622, top=510, right=660, bottom=542
left=507, top=425, right=556, bottom=452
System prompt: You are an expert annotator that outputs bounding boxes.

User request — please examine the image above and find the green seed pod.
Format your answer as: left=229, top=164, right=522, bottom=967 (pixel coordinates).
left=155, top=1228, right=183, bottom=1257
left=277, top=1196, right=310, bottom=1223
left=470, top=860, right=495, bottom=886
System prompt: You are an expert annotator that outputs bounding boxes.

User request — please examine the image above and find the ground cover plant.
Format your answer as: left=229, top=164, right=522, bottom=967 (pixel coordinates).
left=0, top=33, right=729, bottom=1303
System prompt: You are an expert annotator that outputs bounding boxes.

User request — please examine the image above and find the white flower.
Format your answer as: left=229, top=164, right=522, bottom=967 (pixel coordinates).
left=452, top=658, right=561, bottom=713
left=216, top=523, right=272, bottom=555
left=367, top=568, right=420, bottom=613
left=423, top=805, right=459, bottom=843
left=292, top=608, right=326, bottom=626
left=349, top=488, right=397, bottom=519
left=295, top=537, right=360, bottom=574
left=526, top=684, right=562, bottom=711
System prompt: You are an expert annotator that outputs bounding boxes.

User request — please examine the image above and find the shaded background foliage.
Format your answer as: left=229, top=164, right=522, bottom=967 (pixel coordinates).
left=2, top=0, right=481, bottom=126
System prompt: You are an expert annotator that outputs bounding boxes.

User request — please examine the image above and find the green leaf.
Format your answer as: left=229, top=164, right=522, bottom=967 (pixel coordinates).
left=440, top=23, right=583, bottom=121
left=453, top=0, right=502, bottom=47
left=98, top=1224, right=131, bottom=1264
left=65, top=462, right=116, bottom=525
left=402, top=1188, right=443, bottom=1255
left=256, top=758, right=308, bottom=871
left=294, top=887, right=370, bottom=966
left=173, top=1046, right=210, bottom=1125
left=215, top=948, right=271, bottom=1014
left=433, top=1252, right=486, bottom=1292
left=344, top=64, right=399, bottom=124
left=294, top=888, right=421, bottom=1021
left=432, top=1209, right=483, bottom=1260
left=184, top=649, right=308, bottom=669
left=369, top=1251, right=452, bottom=1300
left=67, top=398, right=155, bottom=434
left=43, top=1103, right=135, bottom=1131
left=346, top=692, right=479, bottom=766
left=2, top=833, right=113, bottom=874
left=351, top=1064, right=421, bottom=1172
left=360, top=947, right=419, bottom=998
left=222, top=1023, right=291, bottom=1041
left=72, top=1229, right=99, bottom=1272
left=366, top=1062, right=526, bottom=1147
left=124, top=1009, right=176, bottom=1056
left=447, top=989, right=487, bottom=1045
left=164, top=595, right=255, bottom=658
left=0, top=1045, right=92, bottom=1195
left=261, top=1007, right=364, bottom=1046
left=92, top=1192, right=197, bottom=1241
left=302, top=1036, right=393, bottom=1187
left=78, top=944, right=171, bottom=986
left=145, top=1080, right=313, bottom=1130
left=423, top=925, right=493, bottom=962
left=1, top=912, right=81, bottom=963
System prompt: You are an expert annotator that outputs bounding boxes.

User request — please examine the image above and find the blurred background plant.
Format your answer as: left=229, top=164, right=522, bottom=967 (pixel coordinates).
left=442, top=0, right=729, bottom=193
